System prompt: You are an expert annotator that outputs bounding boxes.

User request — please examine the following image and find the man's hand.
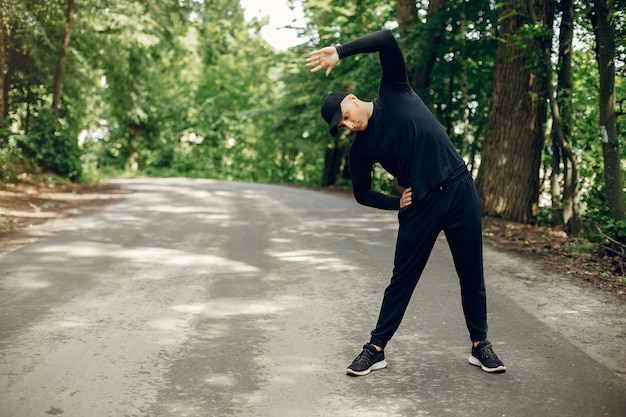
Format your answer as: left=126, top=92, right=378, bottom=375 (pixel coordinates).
left=306, top=46, right=340, bottom=77
left=400, top=187, right=413, bottom=209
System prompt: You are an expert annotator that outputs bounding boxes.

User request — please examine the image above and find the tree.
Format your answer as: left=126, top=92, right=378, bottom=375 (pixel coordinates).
left=397, top=0, right=447, bottom=92
left=0, top=0, right=5, bottom=123
left=396, top=0, right=418, bottom=37
left=93, top=0, right=191, bottom=172
left=51, top=0, right=74, bottom=117
left=589, top=0, right=625, bottom=221
left=189, top=0, right=281, bottom=181
left=0, top=0, right=83, bottom=179
left=477, top=0, right=552, bottom=224
left=550, top=0, right=581, bottom=236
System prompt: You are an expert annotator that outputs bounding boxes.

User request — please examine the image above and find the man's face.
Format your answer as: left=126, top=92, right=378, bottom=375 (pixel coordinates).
left=337, top=95, right=368, bottom=133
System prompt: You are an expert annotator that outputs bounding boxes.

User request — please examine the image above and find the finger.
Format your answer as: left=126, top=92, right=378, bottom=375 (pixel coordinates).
left=325, top=67, right=333, bottom=77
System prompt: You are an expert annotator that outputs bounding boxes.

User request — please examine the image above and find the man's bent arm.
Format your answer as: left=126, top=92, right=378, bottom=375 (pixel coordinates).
left=335, top=30, right=406, bottom=84
left=353, top=188, right=401, bottom=210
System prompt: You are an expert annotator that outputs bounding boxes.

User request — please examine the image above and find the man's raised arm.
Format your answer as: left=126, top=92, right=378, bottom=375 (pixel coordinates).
left=306, top=30, right=406, bottom=83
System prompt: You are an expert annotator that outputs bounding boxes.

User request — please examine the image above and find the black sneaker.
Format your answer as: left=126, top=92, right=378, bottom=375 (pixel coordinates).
left=346, top=343, right=388, bottom=376
left=468, top=340, right=506, bottom=373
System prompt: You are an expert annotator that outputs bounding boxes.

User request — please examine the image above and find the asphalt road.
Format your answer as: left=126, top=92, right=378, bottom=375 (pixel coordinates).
left=1, top=178, right=624, bottom=417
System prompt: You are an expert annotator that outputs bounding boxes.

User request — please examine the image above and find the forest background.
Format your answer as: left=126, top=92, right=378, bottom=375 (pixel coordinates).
left=0, top=0, right=624, bottom=282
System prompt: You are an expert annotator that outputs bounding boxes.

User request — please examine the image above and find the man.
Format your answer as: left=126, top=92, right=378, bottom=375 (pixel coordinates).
left=306, top=30, right=505, bottom=376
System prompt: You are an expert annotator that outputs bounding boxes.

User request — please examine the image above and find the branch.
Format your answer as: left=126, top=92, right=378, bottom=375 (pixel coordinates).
left=591, top=222, right=626, bottom=278
left=592, top=222, right=626, bottom=252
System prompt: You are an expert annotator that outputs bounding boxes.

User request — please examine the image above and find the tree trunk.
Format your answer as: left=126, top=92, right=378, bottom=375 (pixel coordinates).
left=590, top=0, right=625, bottom=221
left=397, top=0, right=447, bottom=92
left=128, top=125, right=141, bottom=172
left=459, top=5, right=470, bottom=158
left=477, top=0, right=550, bottom=224
left=0, top=1, right=5, bottom=123
left=322, top=140, right=347, bottom=186
left=396, top=0, right=418, bottom=36
left=52, top=0, right=75, bottom=117
left=553, top=0, right=581, bottom=236
left=25, top=88, right=33, bottom=135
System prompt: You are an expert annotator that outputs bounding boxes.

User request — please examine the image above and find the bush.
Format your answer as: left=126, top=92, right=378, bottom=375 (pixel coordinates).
left=0, top=147, right=21, bottom=183
left=17, top=108, right=83, bottom=180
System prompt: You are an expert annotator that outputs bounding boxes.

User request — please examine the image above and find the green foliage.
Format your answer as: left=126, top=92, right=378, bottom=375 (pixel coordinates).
left=564, top=238, right=595, bottom=258
left=0, top=130, right=25, bottom=183
left=0, top=152, right=18, bottom=183
left=79, top=151, right=101, bottom=184
left=16, top=107, right=82, bottom=180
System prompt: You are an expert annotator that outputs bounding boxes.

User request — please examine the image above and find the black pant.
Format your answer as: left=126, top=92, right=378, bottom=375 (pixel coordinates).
left=369, top=168, right=488, bottom=348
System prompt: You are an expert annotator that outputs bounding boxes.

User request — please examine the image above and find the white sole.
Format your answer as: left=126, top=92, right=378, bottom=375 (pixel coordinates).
left=346, top=359, right=388, bottom=376
left=468, top=355, right=506, bottom=373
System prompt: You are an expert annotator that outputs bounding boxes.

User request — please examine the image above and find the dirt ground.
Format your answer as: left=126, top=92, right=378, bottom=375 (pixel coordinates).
left=481, top=216, right=625, bottom=303
left=0, top=181, right=128, bottom=252
left=1, top=180, right=624, bottom=303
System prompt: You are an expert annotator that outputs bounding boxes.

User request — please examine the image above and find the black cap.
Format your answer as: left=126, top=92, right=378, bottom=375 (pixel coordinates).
left=321, top=92, right=349, bottom=137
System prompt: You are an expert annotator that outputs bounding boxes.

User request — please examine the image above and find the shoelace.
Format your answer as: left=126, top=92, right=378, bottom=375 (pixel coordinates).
left=355, top=347, right=377, bottom=363
left=478, top=344, right=499, bottom=360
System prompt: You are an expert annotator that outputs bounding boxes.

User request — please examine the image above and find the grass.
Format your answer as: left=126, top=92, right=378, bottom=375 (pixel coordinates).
left=565, top=239, right=595, bottom=259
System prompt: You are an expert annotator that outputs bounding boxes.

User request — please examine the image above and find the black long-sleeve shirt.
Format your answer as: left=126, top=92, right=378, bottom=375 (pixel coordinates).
left=336, top=30, right=465, bottom=210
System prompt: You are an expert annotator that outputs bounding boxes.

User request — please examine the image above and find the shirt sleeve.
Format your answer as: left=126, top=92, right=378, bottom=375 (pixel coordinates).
left=353, top=184, right=401, bottom=211
left=335, top=30, right=406, bottom=84
left=349, top=142, right=401, bottom=211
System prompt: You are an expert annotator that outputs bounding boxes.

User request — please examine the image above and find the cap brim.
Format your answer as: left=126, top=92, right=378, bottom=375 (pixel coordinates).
left=328, top=109, right=341, bottom=137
